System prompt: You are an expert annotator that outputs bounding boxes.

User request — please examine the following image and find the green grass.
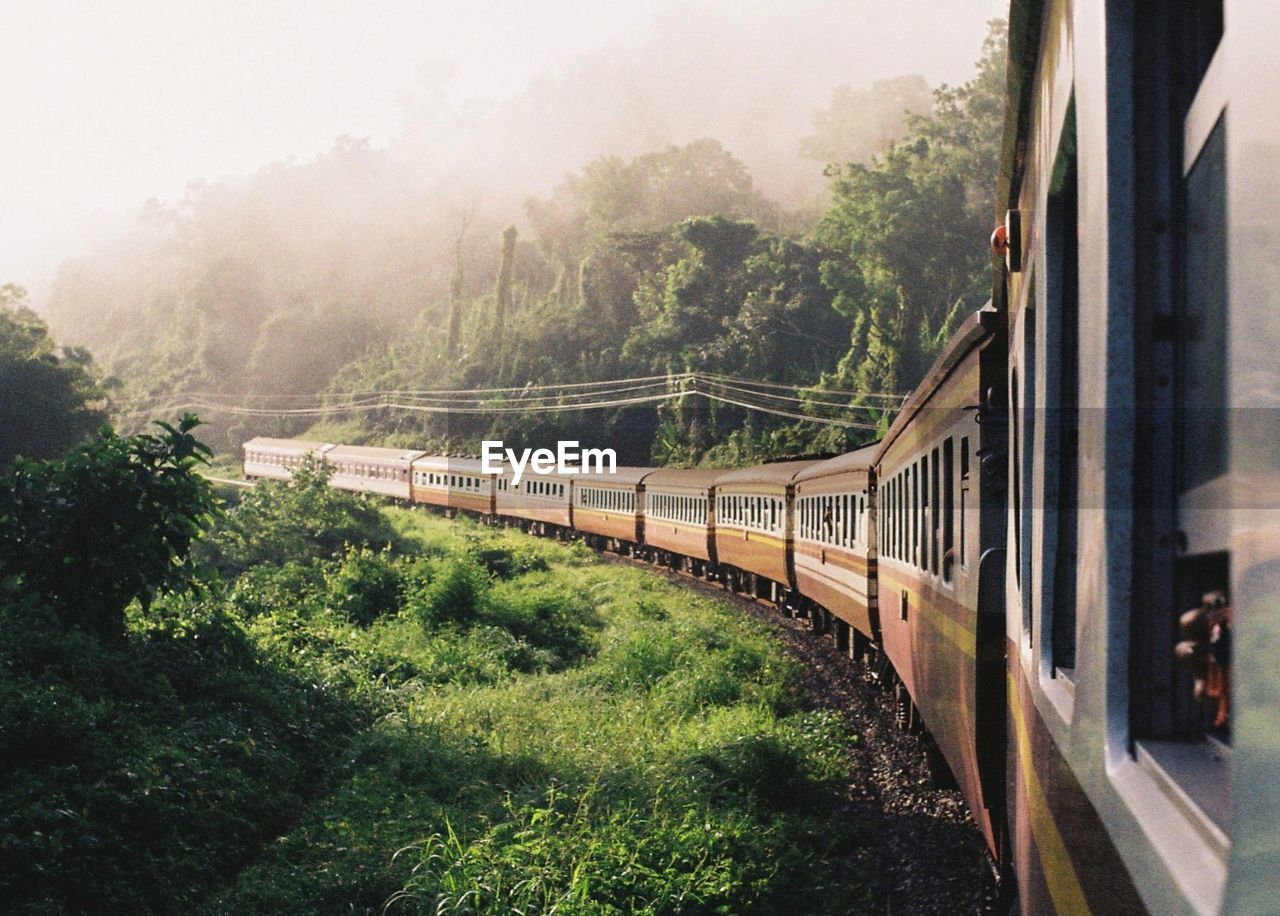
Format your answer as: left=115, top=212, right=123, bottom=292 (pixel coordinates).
left=3, top=480, right=872, bottom=914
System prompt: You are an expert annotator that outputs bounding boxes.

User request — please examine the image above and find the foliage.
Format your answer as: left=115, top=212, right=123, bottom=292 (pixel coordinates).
left=0, top=588, right=370, bottom=914
left=0, top=415, right=215, bottom=642
left=324, top=545, right=403, bottom=626
left=45, top=26, right=1004, bottom=469
left=317, top=25, right=1005, bottom=464
left=0, top=283, right=110, bottom=466
left=2, top=458, right=872, bottom=913
left=203, top=507, right=868, bottom=914
left=814, top=21, right=1006, bottom=402
left=800, top=74, right=935, bottom=167
left=197, top=458, right=400, bottom=576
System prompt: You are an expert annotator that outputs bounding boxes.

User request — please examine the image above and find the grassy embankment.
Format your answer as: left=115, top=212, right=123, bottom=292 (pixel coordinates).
left=2, top=470, right=869, bottom=913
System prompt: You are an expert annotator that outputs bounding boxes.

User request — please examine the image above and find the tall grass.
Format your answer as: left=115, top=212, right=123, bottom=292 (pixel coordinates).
left=209, top=509, right=869, bottom=914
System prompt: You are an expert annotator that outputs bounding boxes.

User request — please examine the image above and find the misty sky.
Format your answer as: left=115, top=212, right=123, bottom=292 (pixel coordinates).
left=1, top=0, right=1006, bottom=299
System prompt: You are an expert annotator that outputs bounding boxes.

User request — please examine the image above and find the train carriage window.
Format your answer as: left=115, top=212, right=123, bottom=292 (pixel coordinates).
left=911, top=464, right=920, bottom=569
left=1117, top=2, right=1232, bottom=839
left=930, top=448, right=940, bottom=577
left=890, top=481, right=897, bottom=559
left=943, top=439, right=955, bottom=583
left=893, top=479, right=900, bottom=559
left=920, top=460, right=929, bottom=572
left=896, top=476, right=902, bottom=560
left=1011, top=371, right=1022, bottom=602
left=886, top=481, right=894, bottom=559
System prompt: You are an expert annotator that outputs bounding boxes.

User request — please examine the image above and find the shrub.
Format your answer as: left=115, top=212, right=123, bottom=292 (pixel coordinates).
left=408, top=556, right=489, bottom=628
left=483, top=577, right=599, bottom=669
left=0, top=415, right=215, bottom=642
left=198, top=460, right=399, bottom=577
left=325, top=546, right=401, bottom=626
left=468, top=542, right=549, bottom=579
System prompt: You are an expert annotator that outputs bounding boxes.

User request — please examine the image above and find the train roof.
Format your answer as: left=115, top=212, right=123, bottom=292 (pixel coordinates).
left=873, top=305, right=997, bottom=465
left=713, top=459, right=819, bottom=488
left=793, top=442, right=881, bottom=483
left=324, top=444, right=427, bottom=463
left=641, top=468, right=721, bottom=491
left=411, top=455, right=491, bottom=473
left=243, top=437, right=331, bottom=453
left=569, top=466, right=655, bottom=486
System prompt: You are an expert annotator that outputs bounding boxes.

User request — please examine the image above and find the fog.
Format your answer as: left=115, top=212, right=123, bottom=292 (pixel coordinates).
left=1, top=0, right=1004, bottom=301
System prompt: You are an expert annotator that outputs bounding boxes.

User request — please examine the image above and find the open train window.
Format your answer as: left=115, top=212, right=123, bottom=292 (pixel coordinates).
left=910, top=464, right=919, bottom=568
left=929, top=448, right=940, bottom=578
left=1124, top=0, right=1231, bottom=841
left=920, top=457, right=930, bottom=574
left=942, top=439, right=955, bottom=583
left=1047, top=97, right=1079, bottom=677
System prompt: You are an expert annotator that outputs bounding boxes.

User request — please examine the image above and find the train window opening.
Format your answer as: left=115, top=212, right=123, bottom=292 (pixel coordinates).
left=1048, top=100, right=1080, bottom=676
left=1126, top=5, right=1232, bottom=832
left=911, top=465, right=919, bottom=568
left=1012, top=367, right=1026, bottom=638
left=896, top=477, right=902, bottom=560
left=942, top=439, right=955, bottom=583
left=894, top=478, right=902, bottom=560
left=1163, top=117, right=1231, bottom=747
left=920, top=460, right=930, bottom=573
left=930, top=448, right=940, bottom=577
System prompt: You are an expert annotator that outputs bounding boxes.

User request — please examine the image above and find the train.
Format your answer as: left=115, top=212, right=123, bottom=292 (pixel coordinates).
left=241, top=2, right=1280, bottom=913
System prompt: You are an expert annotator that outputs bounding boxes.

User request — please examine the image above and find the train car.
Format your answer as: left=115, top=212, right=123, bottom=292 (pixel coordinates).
left=494, top=465, right=575, bottom=534
left=410, top=456, right=495, bottom=517
left=640, top=468, right=719, bottom=573
left=569, top=466, right=651, bottom=551
left=873, top=307, right=1007, bottom=864
left=996, top=1, right=1280, bottom=913
left=323, top=445, right=425, bottom=500
left=792, top=443, right=880, bottom=644
left=241, top=437, right=333, bottom=480
left=713, top=461, right=815, bottom=601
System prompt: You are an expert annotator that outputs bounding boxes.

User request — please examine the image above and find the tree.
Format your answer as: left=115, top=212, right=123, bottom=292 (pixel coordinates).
left=493, top=225, right=518, bottom=343
left=800, top=75, right=934, bottom=167
left=0, top=415, right=216, bottom=642
left=0, top=284, right=110, bottom=466
left=447, top=206, right=474, bottom=356
left=815, top=20, right=1006, bottom=402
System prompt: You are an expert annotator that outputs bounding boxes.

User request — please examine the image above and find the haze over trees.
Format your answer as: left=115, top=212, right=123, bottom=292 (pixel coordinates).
left=38, top=22, right=1006, bottom=466
left=0, top=284, right=109, bottom=466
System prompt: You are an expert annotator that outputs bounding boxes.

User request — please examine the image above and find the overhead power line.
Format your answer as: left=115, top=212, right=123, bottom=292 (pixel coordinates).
left=118, top=372, right=907, bottom=430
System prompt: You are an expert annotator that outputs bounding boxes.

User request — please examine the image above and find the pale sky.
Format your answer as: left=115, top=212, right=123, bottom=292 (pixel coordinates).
left=0, top=0, right=1007, bottom=298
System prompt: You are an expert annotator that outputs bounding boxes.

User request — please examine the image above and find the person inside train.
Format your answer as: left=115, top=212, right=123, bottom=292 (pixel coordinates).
left=1175, top=590, right=1233, bottom=732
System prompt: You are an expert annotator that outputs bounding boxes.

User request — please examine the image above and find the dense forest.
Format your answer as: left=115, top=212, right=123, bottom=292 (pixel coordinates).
left=39, top=24, right=1004, bottom=467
